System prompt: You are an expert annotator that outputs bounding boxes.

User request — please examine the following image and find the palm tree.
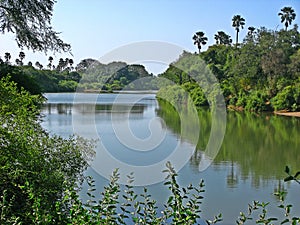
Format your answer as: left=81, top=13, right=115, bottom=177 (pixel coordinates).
left=35, top=61, right=43, bottom=70
left=232, top=15, right=246, bottom=46
left=278, top=6, right=296, bottom=30
left=19, top=51, right=25, bottom=65
left=57, top=58, right=65, bottom=71
left=4, top=52, right=11, bottom=64
left=214, top=31, right=232, bottom=45
left=15, top=59, right=21, bottom=66
left=68, top=59, right=74, bottom=71
left=48, top=56, right=54, bottom=69
left=247, top=26, right=255, bottom=36
left=192, top=31, right=208, bottom=53
left=246, top=26, right=256, bottom=42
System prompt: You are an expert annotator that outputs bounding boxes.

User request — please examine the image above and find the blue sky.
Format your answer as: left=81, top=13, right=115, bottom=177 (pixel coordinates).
left=1, top=0, right=299, bottom=74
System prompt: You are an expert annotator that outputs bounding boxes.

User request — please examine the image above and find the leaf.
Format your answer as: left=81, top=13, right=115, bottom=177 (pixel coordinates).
left=285, top=166, right=290, bottom=174
left=294, top=171, right=300, bottom=178
left=281, top=218, right=289, bottom=224
left=284, top=176, right=294, bottom=182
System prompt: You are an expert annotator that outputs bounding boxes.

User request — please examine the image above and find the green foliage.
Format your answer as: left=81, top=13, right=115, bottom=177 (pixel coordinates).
left=160, top=23, right=300, bottom=112
left=244, top=90, right=270, bottom=112
left=60, top=162, right=221, bottom=224
left=58, top=80, right=78, bottom=92
left=237, top=166, right=300, bottom=224
left=0, top=62, right=83, bottom=93
left=157, top=85, right=189, bottom=105
left=0, top=77, right=94, bottom=223
left=0, top=0, right=71, bottom=52
left=284, top=166, right=300, bottom=184
left=271, top=84, right=300, bottom=111
left=77, top=60, right=158, bottom=91
left=0, top=63, right=41, bottom=94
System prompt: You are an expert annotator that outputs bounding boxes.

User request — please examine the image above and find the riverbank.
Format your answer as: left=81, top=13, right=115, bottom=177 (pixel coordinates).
left=274, top=111, right=300, bottom=117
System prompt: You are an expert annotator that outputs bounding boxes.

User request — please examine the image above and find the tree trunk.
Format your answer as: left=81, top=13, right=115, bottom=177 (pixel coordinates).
left=236, top=30, right=239, bottom=47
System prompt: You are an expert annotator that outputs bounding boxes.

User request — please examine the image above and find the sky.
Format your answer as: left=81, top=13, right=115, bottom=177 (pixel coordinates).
left=1, top=0, right=300, bottom=74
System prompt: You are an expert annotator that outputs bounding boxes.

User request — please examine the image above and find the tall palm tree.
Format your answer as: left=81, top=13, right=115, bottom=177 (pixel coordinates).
left=232, top=15, right=245, bottom=46
left=214, top=31, right=232, bottom=45
left=278, top=6, right=296, bottom=30
left=192, top=31, right=208, bottom=53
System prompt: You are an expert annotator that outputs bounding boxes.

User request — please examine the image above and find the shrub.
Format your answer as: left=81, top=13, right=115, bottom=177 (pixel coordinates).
left=271, top=85, right=299, bottom=111
left=0, top=77, right=94, bottom=223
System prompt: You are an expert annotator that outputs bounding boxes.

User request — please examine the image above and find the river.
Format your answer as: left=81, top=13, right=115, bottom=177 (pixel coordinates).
left=41, top=92, right=300, bottom=224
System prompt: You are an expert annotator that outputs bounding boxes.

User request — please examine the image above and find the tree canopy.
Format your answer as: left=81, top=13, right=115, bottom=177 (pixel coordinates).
left=0, top=0, right=71, bottom=52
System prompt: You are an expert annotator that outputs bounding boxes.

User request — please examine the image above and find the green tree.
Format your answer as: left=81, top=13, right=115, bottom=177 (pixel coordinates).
left=4, top=52, right=11, bottom=64
left=15, top=58, right=21, bottom=66
left=192, top=31, right=208, bottom=53
left=0, top=0, right=71, bottom=52
left=278, top=6, right=296, bottom=31
left=18, top=51, right=25, bottom=66
left=0, top=77, right=94, bottom=223
left=232, top=15, right=246, bottom=46
left=68, top=58, right=74, bottom=71
left=214, top=31, right=232, bottom=45
left=35, top=61, right=43, bottom=70
left=47, top=56, right=54, bottom=69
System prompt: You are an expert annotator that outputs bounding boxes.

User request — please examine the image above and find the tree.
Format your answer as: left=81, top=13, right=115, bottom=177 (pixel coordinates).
left=248, top=26, right=256, bottom=36
left=4, top=52, right=11, bottom=64
left=18, top=51, right=25, bottom=66
left=232, top=15, right=246, bottom=46
left=47, top=56, right=54, bottom=69
left=244, top=26, right=256, bottom=43
left=192, top=31, right=208, bottom=53
left=214, top=31, right=232, bottom=45
left=278, top=6, right=296, bottom=31
left=0, top=0, right=71, bottom=52
left=57, top=58, right=66, bottom=71
left=15, top=58, right=21, bottom=66
left=69, top=58, right=74, bottom=71
left=35, top=61, right=43, bottom=70
left=0, top=77, right=93, bottom=223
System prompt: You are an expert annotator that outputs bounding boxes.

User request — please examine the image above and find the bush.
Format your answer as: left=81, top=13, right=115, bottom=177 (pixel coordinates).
left=58, top=80, right=78, bottom=92
left=271, top=85, right=299, bottom=111
left=244, top=90, right=270, bottom=112
left=0, top=77, right=94, bottom=223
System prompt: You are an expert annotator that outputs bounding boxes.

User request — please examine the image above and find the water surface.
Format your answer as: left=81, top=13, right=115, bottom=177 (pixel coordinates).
left=42, top=93, right=300, bottom=224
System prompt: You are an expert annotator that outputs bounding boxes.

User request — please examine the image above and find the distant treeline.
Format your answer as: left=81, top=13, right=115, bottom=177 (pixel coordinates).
left=0, top=58, right=159, bottom=93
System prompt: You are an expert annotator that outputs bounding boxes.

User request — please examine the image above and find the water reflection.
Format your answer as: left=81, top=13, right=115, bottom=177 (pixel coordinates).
left=157, top=99, right=300, bottom=189
left=41, top=93, right=300, bottom=223
left=43, top=103, right=146, bottom=115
